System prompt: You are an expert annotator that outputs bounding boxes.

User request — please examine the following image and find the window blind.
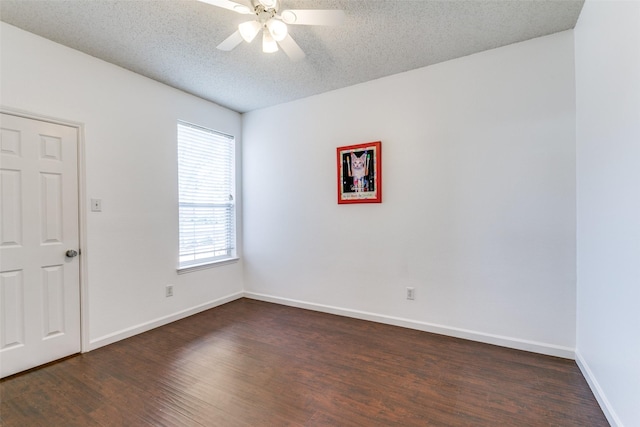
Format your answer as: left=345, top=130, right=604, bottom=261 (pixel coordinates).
left=177, top=122, right=235, bottom=268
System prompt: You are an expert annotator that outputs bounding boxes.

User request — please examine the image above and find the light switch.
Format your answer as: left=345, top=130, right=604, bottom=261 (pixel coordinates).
left=91, top=198, right=102, bottom=212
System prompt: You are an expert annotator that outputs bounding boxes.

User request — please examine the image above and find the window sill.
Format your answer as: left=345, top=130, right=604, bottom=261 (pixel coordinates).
left=177, top=257, right=239, bottom=275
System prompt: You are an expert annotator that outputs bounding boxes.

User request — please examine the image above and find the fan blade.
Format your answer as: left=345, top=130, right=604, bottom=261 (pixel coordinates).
left=217, top=30, right=244, bottom=51
left=280, top=9, right=345, bottom=26
left=278, top=34, right=305, bottom=61
left=197, top=0, right=253, bottom=14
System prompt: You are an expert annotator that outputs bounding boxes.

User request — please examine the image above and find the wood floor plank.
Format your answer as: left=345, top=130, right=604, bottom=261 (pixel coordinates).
left=0, top=298, right=608, bottom=426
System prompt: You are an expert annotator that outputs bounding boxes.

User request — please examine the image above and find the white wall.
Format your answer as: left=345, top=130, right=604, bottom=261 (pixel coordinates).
left=575, top=1, right=640, bottom=426
left=243, top=31, right=577, bottom=357
left=0, top=22, right=244, bottom=349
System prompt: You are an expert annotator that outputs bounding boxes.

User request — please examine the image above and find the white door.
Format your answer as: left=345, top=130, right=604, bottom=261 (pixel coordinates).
left=0, top=113, right=81, bottom=378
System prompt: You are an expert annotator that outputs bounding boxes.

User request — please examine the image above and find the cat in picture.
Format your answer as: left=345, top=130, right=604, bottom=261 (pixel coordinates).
left=349, top=151, right=369, bottom=192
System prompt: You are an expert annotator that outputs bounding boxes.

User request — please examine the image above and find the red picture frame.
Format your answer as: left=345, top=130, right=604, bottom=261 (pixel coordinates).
left=336, top=141, right=382, bottom=204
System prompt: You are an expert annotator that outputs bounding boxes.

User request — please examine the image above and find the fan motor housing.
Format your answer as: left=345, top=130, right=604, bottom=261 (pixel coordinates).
left=256, top=5, right=276, bottom=24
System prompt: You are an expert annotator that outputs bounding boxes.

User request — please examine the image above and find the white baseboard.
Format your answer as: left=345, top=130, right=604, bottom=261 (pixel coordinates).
left=87, top=291, right=244, bottom=351
left=87, top=290, right=575, bottom=359
left=575, top=350, right=620, bottom=427
left=244, top=292, right=575, bottom=359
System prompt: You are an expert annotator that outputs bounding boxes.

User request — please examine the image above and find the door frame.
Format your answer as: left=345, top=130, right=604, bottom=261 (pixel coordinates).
left=1, top=106, right=89, bottom=353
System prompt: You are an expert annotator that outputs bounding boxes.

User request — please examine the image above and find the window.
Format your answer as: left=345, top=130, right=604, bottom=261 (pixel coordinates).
left=177, top=121, right=236, bottom=270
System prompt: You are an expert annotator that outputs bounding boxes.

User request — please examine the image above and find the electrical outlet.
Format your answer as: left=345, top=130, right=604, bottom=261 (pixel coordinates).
left=166, top=285, right=174, bottom=297
left=406, top=287, right=415, bottom=300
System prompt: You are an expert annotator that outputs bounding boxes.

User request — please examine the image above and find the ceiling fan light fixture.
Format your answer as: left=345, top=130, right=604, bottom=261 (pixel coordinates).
left=262, top=30, right=278, bottom=53
left=280, top=10, right=297, bottom=24
left=267, top=19, right=288, bottom=42
left=238, top=20, right=261, bottom=43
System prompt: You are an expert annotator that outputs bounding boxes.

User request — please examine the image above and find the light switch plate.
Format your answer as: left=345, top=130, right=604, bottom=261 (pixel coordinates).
left=91, top=198, right=102, bottom=212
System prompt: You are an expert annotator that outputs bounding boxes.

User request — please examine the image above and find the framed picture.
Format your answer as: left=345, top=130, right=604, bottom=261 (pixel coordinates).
left=336, top=141, right=382, bottom=204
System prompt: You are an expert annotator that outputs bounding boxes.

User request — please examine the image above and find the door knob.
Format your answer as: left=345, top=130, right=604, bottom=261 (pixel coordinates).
left=65, top=249, right=79, bottom=258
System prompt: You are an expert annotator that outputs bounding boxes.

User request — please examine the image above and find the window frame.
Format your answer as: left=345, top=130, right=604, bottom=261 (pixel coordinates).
left=176, top=120, right=237, bottom=273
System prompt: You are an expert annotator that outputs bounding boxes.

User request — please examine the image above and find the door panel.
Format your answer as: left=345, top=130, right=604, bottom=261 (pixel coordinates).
left=0, top=113, right=80, bottom=378
left=0, top=270, right=25, bottom=350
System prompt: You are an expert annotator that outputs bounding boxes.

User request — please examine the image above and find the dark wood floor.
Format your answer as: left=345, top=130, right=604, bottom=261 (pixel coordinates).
left=1, top=298, right=607, bottom=426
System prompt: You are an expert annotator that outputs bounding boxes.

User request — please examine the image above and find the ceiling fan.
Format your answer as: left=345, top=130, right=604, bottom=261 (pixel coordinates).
left=198, top=0, right=345, bottom=60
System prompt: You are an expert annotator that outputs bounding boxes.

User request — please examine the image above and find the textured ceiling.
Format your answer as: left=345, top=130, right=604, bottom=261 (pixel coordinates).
left=0, top=0, right=584, bottom=113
